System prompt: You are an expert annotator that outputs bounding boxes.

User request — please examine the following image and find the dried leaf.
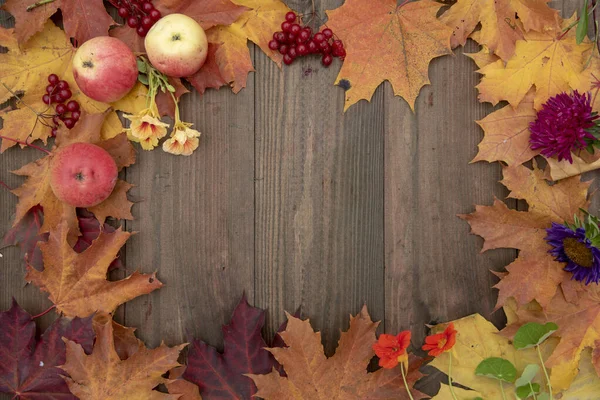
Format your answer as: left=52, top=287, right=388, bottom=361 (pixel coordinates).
left=2, top=205, right=47, bottom=269
left=186, top=43, right=228, bottom=95
left=0, top=299, right=94, bottom=399
left=249, top=306, right=427, bottom=399
left=167, top=367, right=203, bottom=400
left=156, top=77, right=190, bottom=118
left=61, top=312, right=185, bottom=399
left=26, top=221, right=162, bottom=318
left=154, top=0, right=248, bottom=30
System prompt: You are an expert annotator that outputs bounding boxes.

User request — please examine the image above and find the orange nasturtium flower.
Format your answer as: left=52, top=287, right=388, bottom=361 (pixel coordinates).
left=372, top=330, right=411, bottom=369
left=422, top=322, right=457, bottom=357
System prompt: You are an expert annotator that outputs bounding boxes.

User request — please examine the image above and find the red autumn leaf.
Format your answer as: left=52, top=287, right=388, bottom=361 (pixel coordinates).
left=154, top=0, right=248, bottom=30
left=183, top=294, right=280, bottom=398
left=186, top=43, right=228, bottom=97
left=156, top=77, right=191, bottom=118
left=74, top=209, right=123, bottom=271
left=2, top=205, right=47, bottom=269
left=2, top=0, right=115, bottom=45
left=0, top=299, right=95, bottom=399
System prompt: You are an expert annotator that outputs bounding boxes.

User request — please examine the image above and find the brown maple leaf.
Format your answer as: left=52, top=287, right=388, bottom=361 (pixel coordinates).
left=325, top=0, right=453, bottom=111
left=61, top=312, right=185, bottom=399
left=460, top=163, right=591, bottom=310
left=440, top=0, right=559, bottom=60
left=11, top=112, right=135, bottom=240
left=155, top=77, right=190, bottom=118
left=166, top=367, right=203, bottom=400
left=155, top=0, right=248, bottom=30
left=248, top=306, right=426, bottom=399
left=186, top=43, right=228, bottom=96
left=2, top=0, right=115, bottom=45
left=25, top=220, right=162, bottom=318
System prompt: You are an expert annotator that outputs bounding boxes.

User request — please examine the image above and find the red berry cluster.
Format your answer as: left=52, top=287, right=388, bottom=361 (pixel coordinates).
left=42, top=74, right=81, bottom=135
left=114, top=0, right=162, bottom=37
left=268, top=11, right=346, bottom=67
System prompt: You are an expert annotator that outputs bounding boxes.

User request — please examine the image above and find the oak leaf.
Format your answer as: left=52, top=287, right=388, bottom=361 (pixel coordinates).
left=26, top=221, right=162, bottom=318
left=460, top=163, right=590, bottom=309
left=325, top=0, right=453, bottom=111
left=2, top=0, right=114, bottom=45
left=472, top=89, right=539, bottom=165
left=11, top=112, right=135, bottom=240
left=0, top=22, right=147, bottom=152
left=476, top=18, right=593, bottom=110
left=248, top=306, right=427, bottom=399
left=0, top=299, right=95, bottom=399
left=440, top=0, right=559, bottom=60
left=61, top=312, right=185, bottom=399
left=183, top=294, right=280, bottom=398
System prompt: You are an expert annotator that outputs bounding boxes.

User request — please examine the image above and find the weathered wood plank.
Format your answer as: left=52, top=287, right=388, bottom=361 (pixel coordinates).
left=254, top=0, right=386, bottom=355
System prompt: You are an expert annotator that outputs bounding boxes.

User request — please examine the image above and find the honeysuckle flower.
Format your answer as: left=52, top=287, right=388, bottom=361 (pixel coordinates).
left=529, top=91, right=600, bottom=163
left=546, top=215, right=600, bottom=285
left=124, top=107, right=169, bottom=151
left=372, top=330, right=411, bottom=369
left=162, top=122, right=201, bottom=156
left=422, top=322, right=457, bottom=357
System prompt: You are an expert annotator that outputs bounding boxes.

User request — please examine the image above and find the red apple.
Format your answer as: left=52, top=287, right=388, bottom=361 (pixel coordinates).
left=72, top=37, right=138, bottom=103
left=144, top=14, right=208, bottom=77
left=50, top=143, right=118, bottom=208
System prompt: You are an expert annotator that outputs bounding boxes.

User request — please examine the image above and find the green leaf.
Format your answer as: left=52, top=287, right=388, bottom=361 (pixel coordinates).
left=166, top=83, right=176, bottom=93
left=516, top=383, right=541, bottom=399
left=137, top=58, right=147, bottom=73
left=513, top=322, right=558, bottom=349
left=475, top=357, right=517, bottom=383
left=577, top=0, right=589, bottom=44
left=473, top=398, right=484, bottom=400
left=515, top=364, right=540, bottom=386
left=137, top=74, right=149, bottom=85
left=537, top=393, right=550, bottom=400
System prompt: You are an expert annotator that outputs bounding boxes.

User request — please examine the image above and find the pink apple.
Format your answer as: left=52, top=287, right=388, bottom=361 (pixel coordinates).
left=50, top=143, right=118, bottom=208
left=72, top=37, right=138, bottom=103
left=144, top=14, right=208, bottom=78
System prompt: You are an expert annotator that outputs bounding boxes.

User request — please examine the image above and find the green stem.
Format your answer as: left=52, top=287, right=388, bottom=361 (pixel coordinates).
left=26, top=0, right=56, bottom=11
left=537, top=345, right=553, bottom=400
left=168, top=89, right=181, bottom=125
left=529, top=382, right=538, bottom=400
left=400, top=363, right=415, bottom=400
left=448, top=352, right=459, bottom=400
left=499, top=381, right=507, bottom=400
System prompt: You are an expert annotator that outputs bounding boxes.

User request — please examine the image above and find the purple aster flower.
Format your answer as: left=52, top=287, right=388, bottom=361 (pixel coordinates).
left=529, top=91, right=599, bottom=164
left=545, top=222, right=600, bottom=285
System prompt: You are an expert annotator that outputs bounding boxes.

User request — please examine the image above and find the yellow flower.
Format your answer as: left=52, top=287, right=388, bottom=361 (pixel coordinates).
left=162, top=122, right=201, bottom=156
left=124, top=108, right=169, bottom=151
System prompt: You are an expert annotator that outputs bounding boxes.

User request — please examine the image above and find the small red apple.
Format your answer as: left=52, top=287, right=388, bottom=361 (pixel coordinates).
left=72, top=37, right=138, bottom=103
left=50, top=143, right=118, bottom=208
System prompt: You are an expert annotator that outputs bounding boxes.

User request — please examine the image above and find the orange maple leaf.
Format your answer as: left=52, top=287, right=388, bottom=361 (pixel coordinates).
left=11, top=112, right=135, bottom=240
left=461, top=163, right=591, bottom=309
left=325, top=0, right=453, bottom=111
left=248, top=306, right=426, bottom=399
left=26, top=221, right=162, bottom=318
left=61, top=313, right=185, bottom=399
left=440, top=0, right=559, bottom=60
left=166, top=367, right=203, bottom=400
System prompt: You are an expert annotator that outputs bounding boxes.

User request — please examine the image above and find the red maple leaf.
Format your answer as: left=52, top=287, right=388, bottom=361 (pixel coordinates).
left=183, top=294, right=281, bottom=398
left=0, top=299, right=95, bottom=399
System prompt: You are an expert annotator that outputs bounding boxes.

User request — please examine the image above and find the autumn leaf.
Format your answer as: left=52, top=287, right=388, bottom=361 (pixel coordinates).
left=183, top=294, right=280, bottom=398
left=477, top=17, right=593, bottom=110
left=26, top=221, right=162, bottom=318
left=154, top=0, right=248, bottom=30
left=167, top=367, right=203, bottom=400
left=186, top=43, right=228, bottom=96
left=11, top=112, right=135, bottom=240
left=74, top=209, right=124, bottom=271
left=0, top=22, right=147, bottom=152
left=0, top=299, right=95, bottom=399
left=503, top=284, right=600, bottom=391
left=472, top=89, right=539, bottom=165
left=248, top=306, right=427, bottom=399
left=325, top=0, right=453, bottom=111
left=156, top=77, right=190, bottom=118
left=2, top=205, right=47, bottom=269
left=465, top=44, right=501, bottom=69
left=2, top=0, right=115, bottom=45
left=202, top=0, right=289, bottom=93
left=440, top=0, right=559, bottom=60
left=545, top=152, right=600, bottom=181
left=61, top=312, right=186, bottom=399
left=460, top=163, right=590, bottom=309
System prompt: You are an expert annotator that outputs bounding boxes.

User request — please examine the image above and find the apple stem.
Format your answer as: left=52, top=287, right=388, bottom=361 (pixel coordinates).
left=26, top=0, right=56, bottom=11
left=0, top=135, right=51, bottom=155
left=31, top=305, right=56, bottom=319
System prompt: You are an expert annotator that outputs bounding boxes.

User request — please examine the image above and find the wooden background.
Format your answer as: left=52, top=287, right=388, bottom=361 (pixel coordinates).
left=0, top=0, right=594, bottom=396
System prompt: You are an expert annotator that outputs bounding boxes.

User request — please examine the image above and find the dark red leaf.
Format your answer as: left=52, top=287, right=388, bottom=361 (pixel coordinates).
left=74, top=209, right=123, bottom=271
left=156, top=77, right=190, bottom=118
left=154, top=0, right=248, bottom=30
left=0, top=299, right=95, bottom=399
left=186, top=44, right=228, bottom=96
left=183, top=294, right=279, bottom=399
left=3, top=205, right=47, bottom=271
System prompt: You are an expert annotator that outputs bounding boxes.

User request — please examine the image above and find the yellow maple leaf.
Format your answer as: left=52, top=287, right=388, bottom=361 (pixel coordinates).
left=205, top=0, right=290, bottom=93
left=477, top=18, right=592, bottom=110
left=440, top=0, right=559, bottom=60
left=0, top=21, right=147, bottom=152
left=326, top=0, right=453, bottom=111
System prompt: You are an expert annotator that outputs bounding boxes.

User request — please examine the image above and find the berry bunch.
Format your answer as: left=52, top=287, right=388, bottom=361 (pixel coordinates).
left=268, top=11, right=346, bottom=67
left=42, top=74, right=81, bottom=135
left=113, top=0, right=162, bottom=37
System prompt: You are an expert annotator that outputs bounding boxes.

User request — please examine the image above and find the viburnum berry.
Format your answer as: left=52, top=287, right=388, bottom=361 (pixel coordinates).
left=268, top=39, right=280, bottom=51
left=283, top=53, right=294, bottom=65
left=281, top=21, right=292, bottom=32
left=66, top=100, right=79, bottom=112
left=48, top=74, right=59, bottom=85
left=56, top=103, right=67, bottom=115
left=322, top=54, right=333, bottom=66
left=279, top=44, right=289, bottom=55
left=113, top=0, right=160, bottom=37
left=285, top=11, right=296, bottom=23
left=322, top=28, right=333, bottom=39
left=288, top=46, right=298, bottom=59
